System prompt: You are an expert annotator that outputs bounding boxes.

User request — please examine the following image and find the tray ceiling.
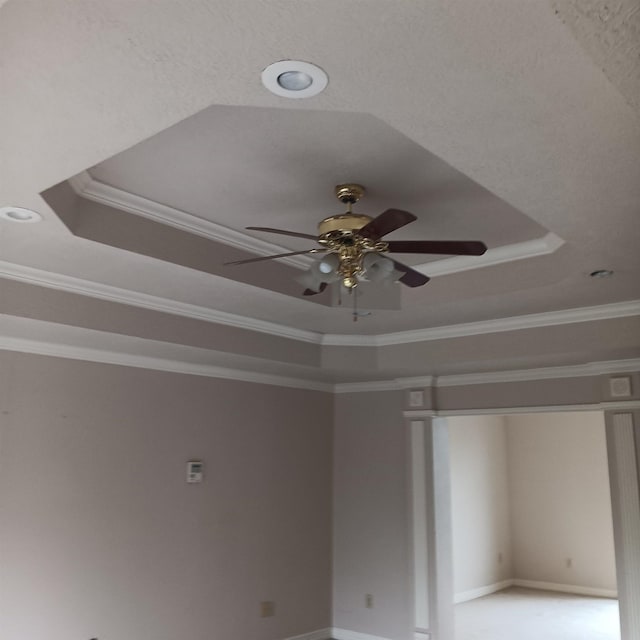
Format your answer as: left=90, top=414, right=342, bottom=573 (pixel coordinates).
left=1, top=0, right=639, bottom=380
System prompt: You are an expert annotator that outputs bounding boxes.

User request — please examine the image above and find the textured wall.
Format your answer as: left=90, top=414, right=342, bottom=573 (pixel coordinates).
left=0, top=352, right=333, bottom=640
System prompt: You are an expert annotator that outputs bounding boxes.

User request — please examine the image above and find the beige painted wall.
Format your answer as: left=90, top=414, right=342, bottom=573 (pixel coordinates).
left=1, top=349, right=631, bottom=640
left=0, top=352, right=333, bottom=640
left=449, top=415, right=513, bottom=596
left=332, top=390, right=412, bottom=640
left=507, top=411, right=617, bottom=590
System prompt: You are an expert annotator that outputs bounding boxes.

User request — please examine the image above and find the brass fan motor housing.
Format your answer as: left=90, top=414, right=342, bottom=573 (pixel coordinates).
left=317, top=213, right=372, bottom=236
left=314, top=185, right=390, bottom=289
left=319, top=183, right=371, bottom=236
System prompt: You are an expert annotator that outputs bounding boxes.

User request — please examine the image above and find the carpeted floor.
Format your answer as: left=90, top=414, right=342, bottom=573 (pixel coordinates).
left=455, top=587, right=620, bottom=640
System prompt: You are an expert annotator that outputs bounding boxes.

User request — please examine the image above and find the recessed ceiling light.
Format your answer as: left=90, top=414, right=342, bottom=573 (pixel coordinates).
left=590, top=269, right=614, bottom=278
left=261, top=60, right=328, bottom=99
left=0, top=206, right=42, bottom=223
left=277, top=70, right=313, bottom=91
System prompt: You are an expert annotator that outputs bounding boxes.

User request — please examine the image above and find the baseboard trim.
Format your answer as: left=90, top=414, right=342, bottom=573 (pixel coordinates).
left=331, top=628, right=392, bottom=640
left=454, top=579, right=514, bottom=603
left=281, top=628, right=394, bottom=640
left=283, top=628, right=333, bottom=640
left=513, top=579, right=618, bottom=599
left=455, top=578, right=618, bottom=603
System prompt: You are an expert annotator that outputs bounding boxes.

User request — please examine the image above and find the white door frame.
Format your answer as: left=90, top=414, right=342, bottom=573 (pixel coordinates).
left=605, top=410, right=640, bottom=639
left=407, top=403, right=640, bottom=640
left=409, top=417, right=454, bottom=640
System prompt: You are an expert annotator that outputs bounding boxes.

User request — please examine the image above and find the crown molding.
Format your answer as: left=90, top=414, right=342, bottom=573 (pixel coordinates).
left=419, top=401, right=640, bottom=416
left=397, top=375, right=435, bottom=389
left=2, top=258, right=638, bottom=348
left=321, top=334, right=378, bottom=347
left=403, top=409, right=437, bottom=418
left=324, top=299, right=640, bottom=346
left=67, top=169, right=93, bottom=193
left=334, top=376, right=434, bottom=394
left=69, top=173, right=564, bottom=280
left=1, top=320, right=638, bottom=397
left=2, top=256, right=639, bottom=349
left=435, top=358, right=640, bottom=387
left=68, top=172, right=314, bottom=269
left=0, top=333, right=333, bottom=393
left=413, top=231, right=564, bottom=277
left=342, top=359, right=640, bottom=394
left=333, top=380, right=404, bottom=393
left=0, top=259, right=323, bottom=344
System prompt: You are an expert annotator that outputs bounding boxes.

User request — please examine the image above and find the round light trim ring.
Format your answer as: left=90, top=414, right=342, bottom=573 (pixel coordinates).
left=590, top=269, right=614, bottom=278
left=262, top=60, right=328, bottom=99
left=0, top=206, right=42, bottom=223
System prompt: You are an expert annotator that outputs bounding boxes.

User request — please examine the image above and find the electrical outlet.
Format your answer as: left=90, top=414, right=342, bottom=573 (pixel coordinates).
left=365, top=593, right=374, bottom=609
left=260, top=601, right=275, bottom=617
left=566, top=557, right=573, bottom=569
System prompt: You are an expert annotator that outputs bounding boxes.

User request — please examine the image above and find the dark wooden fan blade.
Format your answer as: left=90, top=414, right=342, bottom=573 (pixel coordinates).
left=390, top=259, right=430, bottom=288
left=224, top=248, right=324, bottom=266
left=357, top=209, right=417, bottom=240
left=303, top=282, right=328, bottom=296
left=246, top=226, right=318, bottom=241
left=387, top=240, right=487, bottom=256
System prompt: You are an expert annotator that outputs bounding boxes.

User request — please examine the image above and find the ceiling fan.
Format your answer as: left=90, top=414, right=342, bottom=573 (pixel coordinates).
left=224, top=183, right=487, bottom=296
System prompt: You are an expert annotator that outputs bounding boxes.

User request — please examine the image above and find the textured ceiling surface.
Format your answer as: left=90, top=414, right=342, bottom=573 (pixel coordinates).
left=553, top=0, right=640, bottom=113
left=0, top=0, right=639, bottom=380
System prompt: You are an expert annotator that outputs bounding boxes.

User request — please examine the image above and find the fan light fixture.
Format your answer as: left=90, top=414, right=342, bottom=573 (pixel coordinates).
left=0, top=206, right=42, bottom=223
left=291, top=184, right=401, bottom=292
left=261, top=60, right=328, bottom=99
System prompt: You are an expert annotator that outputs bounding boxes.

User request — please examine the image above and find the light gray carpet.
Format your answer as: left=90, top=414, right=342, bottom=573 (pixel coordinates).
left=455, top=587, right=620, bottom=640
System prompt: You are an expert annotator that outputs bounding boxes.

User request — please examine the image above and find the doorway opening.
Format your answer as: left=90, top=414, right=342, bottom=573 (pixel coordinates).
left=448, top=411, right=619, bottom=640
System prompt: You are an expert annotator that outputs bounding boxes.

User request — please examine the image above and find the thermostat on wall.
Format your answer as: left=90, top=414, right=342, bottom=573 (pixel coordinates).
left=186, top=460, right=204, bottom=483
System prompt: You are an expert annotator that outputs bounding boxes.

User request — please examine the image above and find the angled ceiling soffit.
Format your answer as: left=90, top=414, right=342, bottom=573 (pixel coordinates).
left=1, top=256, right=638, bottom=349
left=64, top=171, right=564, bottom=281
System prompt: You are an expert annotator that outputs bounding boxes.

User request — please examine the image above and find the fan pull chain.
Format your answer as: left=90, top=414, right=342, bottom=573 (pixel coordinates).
left=352, top=286, right=358, bottom=322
